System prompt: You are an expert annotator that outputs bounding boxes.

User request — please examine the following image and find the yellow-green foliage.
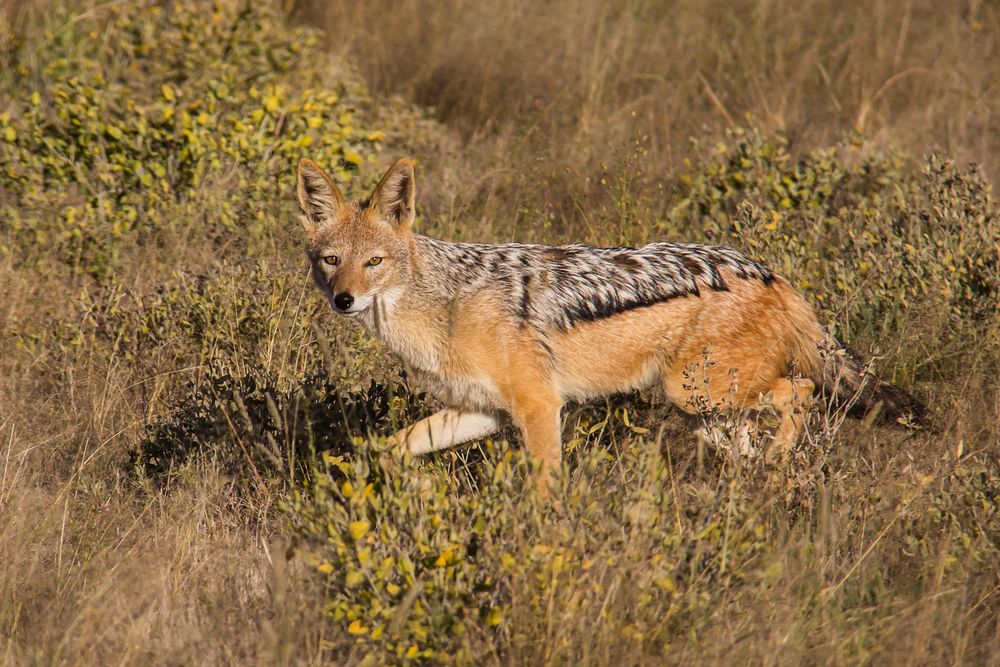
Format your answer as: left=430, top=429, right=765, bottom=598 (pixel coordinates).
left=0, top=0, right=383, bottom=279
left=284, top=436, right=774, bottom=663
left=282, top=415, right=998, bottom=663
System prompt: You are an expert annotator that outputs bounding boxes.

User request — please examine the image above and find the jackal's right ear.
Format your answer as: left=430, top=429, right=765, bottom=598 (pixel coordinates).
left=296, top=159, right=345, bottom=233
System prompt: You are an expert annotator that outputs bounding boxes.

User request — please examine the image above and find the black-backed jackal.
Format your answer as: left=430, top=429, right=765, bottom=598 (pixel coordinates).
left=296, top=157, right=925, bottom=486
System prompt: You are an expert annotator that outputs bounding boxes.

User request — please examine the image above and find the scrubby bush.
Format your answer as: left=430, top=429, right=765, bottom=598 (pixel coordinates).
left=281, top=405, right=998, bottom=663
left=133, top=367, right=421, bottom=486
left=1, top=0, right=409, bottom=407
left=284, top=435, right=775, bottom=663
left=0, top=0, right=386, bottom=280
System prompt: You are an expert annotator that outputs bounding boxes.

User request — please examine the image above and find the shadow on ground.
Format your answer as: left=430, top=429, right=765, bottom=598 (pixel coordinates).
left=131, top=368, right=426, bottom=486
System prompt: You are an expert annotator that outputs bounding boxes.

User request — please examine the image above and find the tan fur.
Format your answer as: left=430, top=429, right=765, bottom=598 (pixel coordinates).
left=297, top=157, right=837, bottom=489
left=547, top=272, right=823, bottom=464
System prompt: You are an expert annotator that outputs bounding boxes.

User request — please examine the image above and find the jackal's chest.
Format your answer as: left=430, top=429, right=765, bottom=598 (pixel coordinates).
left=361, top=312, right=441, bottom=374
left=359, top=309, right=504, bottom=410
left=409, top=369, right=503, bottom=411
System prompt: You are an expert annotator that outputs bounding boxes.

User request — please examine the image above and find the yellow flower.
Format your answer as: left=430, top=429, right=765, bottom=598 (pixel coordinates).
left=434, top=547, right=457, bottom=567
left=765, top=210, right=780, bottom=231
left=348, top=520, right=370, bottom=540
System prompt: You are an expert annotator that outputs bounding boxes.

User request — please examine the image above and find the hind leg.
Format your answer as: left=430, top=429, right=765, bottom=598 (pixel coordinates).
left=694, top=414, right=760, bottom=459
left=664, top=363, right=761, bottom=459
left=760, top=377, right=814, bottom=460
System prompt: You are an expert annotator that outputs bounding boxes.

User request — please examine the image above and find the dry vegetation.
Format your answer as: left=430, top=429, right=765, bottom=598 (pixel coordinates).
left=312, top=0, right=1000, bottom=242
left=1, top=0, right=998, bottom=664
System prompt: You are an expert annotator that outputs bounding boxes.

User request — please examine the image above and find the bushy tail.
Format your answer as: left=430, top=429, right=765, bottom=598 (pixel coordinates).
left=779, top=278, right=927, bottom=428
left=814, top=344, right=928, bottom=427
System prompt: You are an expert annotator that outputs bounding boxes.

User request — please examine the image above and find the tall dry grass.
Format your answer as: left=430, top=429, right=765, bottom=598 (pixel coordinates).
left=0, top=0, right=997, bottom=664
left=309, top=0, right=999, bottom=238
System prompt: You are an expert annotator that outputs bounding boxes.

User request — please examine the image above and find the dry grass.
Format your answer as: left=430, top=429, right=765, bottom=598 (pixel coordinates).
left=1, top=0, right=998, bottom=664
left=310, top=0, right=1000, bottom=238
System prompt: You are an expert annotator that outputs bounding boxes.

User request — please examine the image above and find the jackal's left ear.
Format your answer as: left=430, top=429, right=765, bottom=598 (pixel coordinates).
left=297, top=158, right=344, bottom=233
left=370, top=157, right=415, bottom=229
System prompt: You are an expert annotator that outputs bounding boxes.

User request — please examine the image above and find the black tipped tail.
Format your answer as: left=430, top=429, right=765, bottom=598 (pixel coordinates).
left=817, top=346, right=928, bottom=428
left=869, top=379, right=928, bottom=426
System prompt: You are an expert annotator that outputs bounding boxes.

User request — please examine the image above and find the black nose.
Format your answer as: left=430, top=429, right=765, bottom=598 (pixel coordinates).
left=333, top=292, right=354, bottom=311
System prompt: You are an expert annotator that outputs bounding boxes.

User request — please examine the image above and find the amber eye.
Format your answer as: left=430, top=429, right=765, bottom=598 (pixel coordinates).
left=322, top=255, right=338, bottom=266
left=366, top=256, right=383, bottom=267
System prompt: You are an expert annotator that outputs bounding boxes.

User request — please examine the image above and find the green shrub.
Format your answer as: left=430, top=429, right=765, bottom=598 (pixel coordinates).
left=283, top=435, right=772, bottom=663
left=0, top=0, right=386, bottom=279
left=1, top=0, right=407, bottom=417
left=911, top=464, right=999, bottom=570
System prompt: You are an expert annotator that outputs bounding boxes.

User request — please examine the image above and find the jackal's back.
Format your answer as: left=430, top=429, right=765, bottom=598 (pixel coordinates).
left=414, top=237, right=774, bottom=331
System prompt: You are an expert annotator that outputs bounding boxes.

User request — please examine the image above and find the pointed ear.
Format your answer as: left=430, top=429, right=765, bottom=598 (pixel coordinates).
left=369, top=157, right=415, bottom=229
left=297, top=158, right=345, bottom=232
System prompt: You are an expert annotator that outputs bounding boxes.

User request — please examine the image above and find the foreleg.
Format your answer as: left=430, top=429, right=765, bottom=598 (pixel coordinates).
left=388, top=408, right=500, bottom=455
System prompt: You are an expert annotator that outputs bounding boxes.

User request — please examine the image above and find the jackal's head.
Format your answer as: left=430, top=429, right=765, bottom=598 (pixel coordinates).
left=296, top=157, right=415, bottom=317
